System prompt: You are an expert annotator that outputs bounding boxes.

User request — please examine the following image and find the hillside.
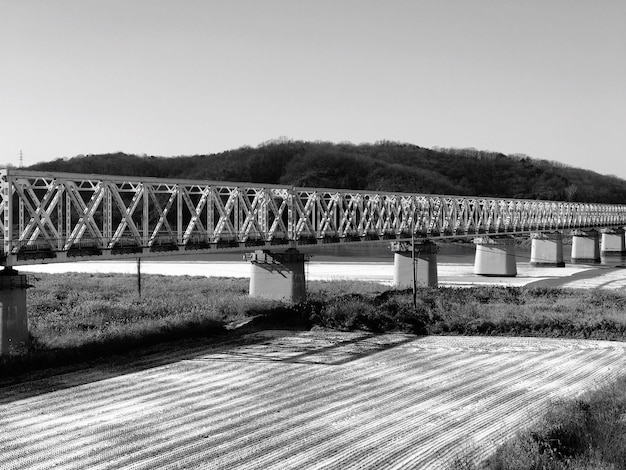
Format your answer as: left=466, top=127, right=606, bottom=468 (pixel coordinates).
left=26, top=141, right=626, bottom=203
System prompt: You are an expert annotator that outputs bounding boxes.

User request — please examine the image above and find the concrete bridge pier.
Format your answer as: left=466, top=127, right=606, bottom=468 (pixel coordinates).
left=530, top=232, right=565, bottom=267
left=0, top=268, right=31, bottom=355
left=600, top=228, right=626, bottom=257
left=245, top=248, right=307, bottom=303
left=473, top=237, right=517, bottom=277
left=571, top=229, right=601, bottom=264
left=391, top=241, right=438, bottom=288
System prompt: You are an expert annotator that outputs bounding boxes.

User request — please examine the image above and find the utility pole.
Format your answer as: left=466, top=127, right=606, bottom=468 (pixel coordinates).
left=137, top=257, right=142, bottom=298
left=412, top=228, right=417, bottom=308
left=411, top=204, right=417, bottom=308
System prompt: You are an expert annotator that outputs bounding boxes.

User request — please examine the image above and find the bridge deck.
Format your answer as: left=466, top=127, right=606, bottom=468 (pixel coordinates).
left=3, top=169, right=626, bottom=266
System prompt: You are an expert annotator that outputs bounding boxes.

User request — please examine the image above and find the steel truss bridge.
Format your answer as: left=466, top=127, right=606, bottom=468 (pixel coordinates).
left=2, top=169, right=626, bottom=267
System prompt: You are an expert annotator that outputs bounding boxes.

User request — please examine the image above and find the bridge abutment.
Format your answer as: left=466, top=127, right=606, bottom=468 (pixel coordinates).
left=530, top=232, right=565, bottom=267
left=0, top=268, right=31, bottom=355
left=473, top=237, right=517, bottom=277
left=391, top=241, right=438, bottom=288
left=600, top=228, right=626, bottom=256
left=571, top=230, right=601, bottom=264
left=245, top=249, right=307, bottom=303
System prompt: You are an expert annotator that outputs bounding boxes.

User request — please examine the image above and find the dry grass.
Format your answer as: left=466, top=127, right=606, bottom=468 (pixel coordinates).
left=307, top=285, right=626, bottom=340
left=6, top=275, right=626, bottom=374
left=450, top=375, right=626, bottom=469
left=1, top=273, right=280, bottom=377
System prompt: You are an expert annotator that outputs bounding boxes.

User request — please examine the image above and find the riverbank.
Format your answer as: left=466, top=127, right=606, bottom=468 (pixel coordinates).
left=4, top=272, right=626, bottom=381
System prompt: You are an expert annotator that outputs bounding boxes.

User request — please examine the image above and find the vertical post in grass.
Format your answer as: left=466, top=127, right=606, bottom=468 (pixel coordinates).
left=137, top=257, right=142, bottom=298
left=412, top=221, right=417, bottom=308
left=0, top=268, right=31, bottom=355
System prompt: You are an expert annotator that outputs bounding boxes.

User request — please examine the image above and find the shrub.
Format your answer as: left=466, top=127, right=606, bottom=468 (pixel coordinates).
left=483, top=377, right=626, bottom=470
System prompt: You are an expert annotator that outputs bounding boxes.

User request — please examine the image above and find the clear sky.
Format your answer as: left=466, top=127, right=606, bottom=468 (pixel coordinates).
left=1, top=0, right=625, bottom=179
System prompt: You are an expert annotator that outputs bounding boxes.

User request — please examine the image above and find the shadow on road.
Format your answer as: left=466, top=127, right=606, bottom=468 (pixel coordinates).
left=0, top=323, right=419, bottom=405
left=200, top=329, right=417, bottom=367
left=525, top=265, right=624, bottom=289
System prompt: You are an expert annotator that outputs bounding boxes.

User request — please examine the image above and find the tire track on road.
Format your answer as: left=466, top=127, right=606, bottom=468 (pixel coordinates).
left=1, top=332, right=625, bottom=470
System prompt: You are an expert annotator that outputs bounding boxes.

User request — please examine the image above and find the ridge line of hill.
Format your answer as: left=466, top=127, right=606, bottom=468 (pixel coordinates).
left=25, top=141, right=626, bottom=204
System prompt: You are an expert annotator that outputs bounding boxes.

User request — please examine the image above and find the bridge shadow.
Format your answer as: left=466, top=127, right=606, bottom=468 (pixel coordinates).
left=525, top=265, right=625, bottom=289
left=192, top=329, right=417, bottom=367
left=0, top=325, right=418, bottom=405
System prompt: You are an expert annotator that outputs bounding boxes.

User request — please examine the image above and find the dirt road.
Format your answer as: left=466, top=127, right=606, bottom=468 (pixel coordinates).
left=2, top=331, right=625, bottom=469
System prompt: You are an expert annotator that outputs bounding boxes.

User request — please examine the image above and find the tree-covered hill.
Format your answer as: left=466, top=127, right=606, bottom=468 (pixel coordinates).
left=26, top=141, right=626, bottom=204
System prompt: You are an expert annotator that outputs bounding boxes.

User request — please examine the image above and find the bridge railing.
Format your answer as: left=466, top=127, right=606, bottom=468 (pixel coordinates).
left=2, top=169, right=626, bottom=265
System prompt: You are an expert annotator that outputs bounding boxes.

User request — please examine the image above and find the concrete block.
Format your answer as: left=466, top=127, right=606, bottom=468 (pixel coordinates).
left=473, top=237, right=517, bottom=277
left=0, top=269, right=30, bottom=355
left=247, top=249, right=306, bottom=303
left=600, top=228, right=625, bottom=256
left=391, top=241, right=438, bottom=288
left=571, top=230, right=600, bottom=264
left=530, top=232, right=565, bottom=267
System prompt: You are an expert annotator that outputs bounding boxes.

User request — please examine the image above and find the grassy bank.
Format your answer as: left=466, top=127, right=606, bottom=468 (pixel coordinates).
left=2, top=273, right=260, bottom=377
left=451, top=374, right=626, bottom=470
left=3, top=273, right=626, bottom=379
left=490, top=374, right=626, bottom=469
left=311, top=284, right=626, bottom=340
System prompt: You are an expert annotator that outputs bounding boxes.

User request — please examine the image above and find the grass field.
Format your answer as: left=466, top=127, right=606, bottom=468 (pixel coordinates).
left=5, top=272, right=626, bottom=373
left=3, top=272, right=626, bottom=469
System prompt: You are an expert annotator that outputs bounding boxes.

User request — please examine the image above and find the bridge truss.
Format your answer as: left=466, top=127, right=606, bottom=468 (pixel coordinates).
left=2, top=169, right=626, bottom=266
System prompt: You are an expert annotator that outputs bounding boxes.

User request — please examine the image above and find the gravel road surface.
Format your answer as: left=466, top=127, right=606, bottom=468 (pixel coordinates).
left=2, top=331, right=625, bottom=469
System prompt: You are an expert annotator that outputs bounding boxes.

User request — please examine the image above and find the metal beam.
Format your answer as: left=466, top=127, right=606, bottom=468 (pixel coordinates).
left=2, top=169, right=626, bottom=266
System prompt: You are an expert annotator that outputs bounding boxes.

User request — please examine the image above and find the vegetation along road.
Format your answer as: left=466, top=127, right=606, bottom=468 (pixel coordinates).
left=2, top=329, right=625, bottom=469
